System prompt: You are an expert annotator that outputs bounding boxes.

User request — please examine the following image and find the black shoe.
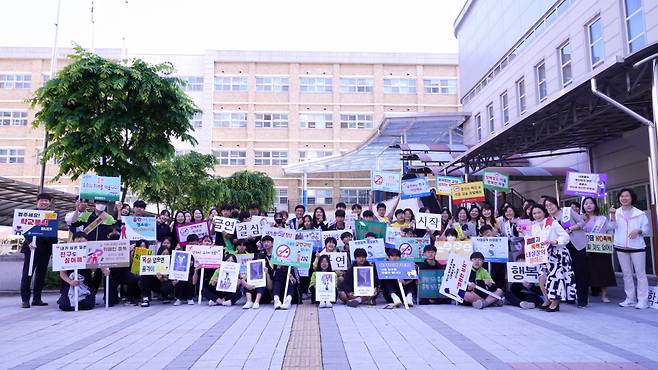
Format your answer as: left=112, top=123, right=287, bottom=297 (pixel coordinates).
left=545, top=305, right=560, bottom=312
left=31, top=300, right=48, bottom=306
left=21, top=302, right=30, bottom=308
left=538, top=304, right=550, bottom=310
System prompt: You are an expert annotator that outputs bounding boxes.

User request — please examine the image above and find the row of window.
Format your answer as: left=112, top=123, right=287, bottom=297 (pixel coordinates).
left=0, top=148, right=25, bottom=163
left=274, top=188, right=370, bottom=206
left=211, top=112, right=374, bottom=129
left=213, top=150, right=334, bottom=166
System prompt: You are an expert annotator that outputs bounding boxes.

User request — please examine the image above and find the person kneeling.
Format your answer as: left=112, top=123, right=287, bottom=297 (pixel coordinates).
left=464, top=252, right=504, bottom=309
left=339, top=248, right=379, bottom=307
left=58, top=232, right=106, bottom=311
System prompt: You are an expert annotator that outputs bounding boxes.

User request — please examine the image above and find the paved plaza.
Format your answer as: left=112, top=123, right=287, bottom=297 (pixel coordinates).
left=1, top=288, right=657, bottom=370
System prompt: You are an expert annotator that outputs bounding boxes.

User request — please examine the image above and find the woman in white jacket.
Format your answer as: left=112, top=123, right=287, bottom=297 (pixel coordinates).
left=530, top=204, right=575, bottom=312
left=608, top=188, right=650, bottom=309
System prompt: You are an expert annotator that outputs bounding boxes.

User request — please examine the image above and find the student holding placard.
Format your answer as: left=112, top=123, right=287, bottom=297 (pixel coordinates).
left=207, top=254, right=243, bottom=306
left=582, top=197, right=616, bottom=303
left=310, top=255, right=337, bottom=308
left=243, top=235, right=275, bottom=309
left=381, top=249, right=417, bottom=309
left=172, top=235, right=198, bottom=306
left=272, top=265, right=301, bottom=310
left=464, top=252, right=504, bottom=309
left=505, top=255, right=543, bottom=309
left=56, top=232, right=106, bottom=311
left=139, top=244, right=173, bottom=307
left=339, top=248, right=379, bottom=307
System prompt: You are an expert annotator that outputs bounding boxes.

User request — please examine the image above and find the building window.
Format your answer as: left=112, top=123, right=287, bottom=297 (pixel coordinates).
left=300, top=113, right=333, bottom=129
left=255, top=151, right=288, bottom=166
left=486, top=103, right=495, bottom=133
left=383, top=78, right=416, bottom=94
left=213, top=112, right=247, bottom=128
left=255, top=76, right=289, bottom=92
left=255, top=113, right=288, bottom=128
left=275, top=188, right=288, bottom=205
left=624, top=0, right=646, bottom=53
left=0, top=148, right=25, bottom=163
left=214, top=76, right=248, bottom=91
left=213, top=150, right=246, bottom=166
left=300, top=188, right=333, bottom=205
left=178, top=76, right=203, bottom=91
left=535, top=61, right=547, bottom=102
left=191, top=113, right=203, bottom=129
left=516, top=78, right=526, bottom=115
left=423, top=79, right=457, bottom=94
left=0, top=110, right=28, bottom=126
left=300, top=77, right=332, bottom=93
left=588, top=17, right=604, bottom=67
left=340, top=113, right=373, bottom=129
left=0, top=74, right=31, bottom=89
left=299, top=150, right=333, bottom=162
left=340, top=188, right=369, bottom=204
left=559, top=42, right=572, bottom=87
left=475, top=114, right=482, bottom=142
left=500, top=92, right=509, bottom=125
left=340, top=78, right=373, bottom=93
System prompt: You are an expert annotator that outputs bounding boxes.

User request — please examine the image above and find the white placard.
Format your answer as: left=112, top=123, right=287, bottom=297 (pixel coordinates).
left=353, top=266, right=375, bottom=296
left=326, top=252, right=349, bottom=271
left=316, top=272, right=336, bottom=302
left=169, top=250, right=191, bottom=281
left=350, top=238, right=386, bottom=261
left=247, top=259, right=267, bottom=288
left=214, top=217, right=237, bottom=234
left=416, top=213, right=441, bottom=231
left=216, top=261, right=240, bottom=292
left=53, top=243, right=87, bottom=271
left=506, top=262, right=540, bottom=283
left=236, top=221, right=262, bottom=239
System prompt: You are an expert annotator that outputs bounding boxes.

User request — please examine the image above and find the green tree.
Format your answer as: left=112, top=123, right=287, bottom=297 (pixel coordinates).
left=222, top=170, right=276, bottom=211
left=29, top=47, right=199, bottom=201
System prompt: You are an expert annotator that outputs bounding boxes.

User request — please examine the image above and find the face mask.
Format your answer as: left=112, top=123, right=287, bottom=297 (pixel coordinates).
left=275, top=219, right=283, bottom=224
left=95, top=204, right=106, bottom=212
left=446, top=236, right=457, bottom=241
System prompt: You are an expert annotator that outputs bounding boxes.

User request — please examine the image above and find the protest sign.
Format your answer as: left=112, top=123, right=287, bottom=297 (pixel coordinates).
left=483, top=171, right=510, bottom=193
left=315, top=272, right=336, bottom=302
left=169, top=250, right=191, bottom=281
left=401, top=177, right=431, bottom=199
left=472, top=237, right=509, bottom=263
left=435, top=176, right=462, bottom=196
left=350, top=238, right=387, bottom=262
left=236, top=253, right=254, bottom=276
left=176, top=221, right=211, bottom=247
left=376, top=261, right=418, bottom=280
left=235, top=221, right=261, bottom=239
left=216, top=261, right=240, bottom=292
left=371, top=171, right=401, bottom=193
left=139, top=255, right=171, bottom=275
left=79, top=174, right=121, bottom=202
left=648, top=287, right=658, bottom=310
left=247, top=259, right=267, bottom=288
left=416, top=213, right=441, bottom=231
left=353, top=266, right=375, bottom=296
left=86, top=239, right=131, bottom=268
left=121, top=216, right=157, bottom=241
left=189, top=245, right=224, bottom=268
left=131, top=247, right=153, bottom=274
left=516, top=219, right=533, bottom=235
left=586, top=233, right=613, bottom=254
left=355, top=220, right=387, bottom=240
left=262, top=226, right=296, bottom=240
left=396, top=237, right=430, bottom=262
left=418, top=269, right=445, bottom=299
left=524, top=236, right=547, bottom=265
left=440, top=253, right=472, bottom=303
left=251, top=216, right=274, bottom=229
left=326, top=252, right=349, bottom=271
left=214, top=217, right=237, bottom=234
left=52, top=243, right=87, bottom=271
left=451, top=181, right=485, bottom=204
left=435, top=240, right=473, bottom=263
left=272, top=237, right=313, bottom=269
left=296, top=229, right=323, bottom=252
left=506, top=262, right=540, bottom=283
left=385, top=227, right=402, bottom=246
left=564, top=171, right=607, bottom=198
left=12, top=209, right=58, bottom=238
left=322, top=230, right=346, bottom=248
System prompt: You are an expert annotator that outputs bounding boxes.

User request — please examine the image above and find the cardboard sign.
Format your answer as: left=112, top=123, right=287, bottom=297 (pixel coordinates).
left=176, top=221, right=211, bottom=247
left=418, top=269, right=445, bottom=299
left=435, top=240, right=473, bottom=263
left=315, top=272, right=336, bottom=302
left=251, top=216, right=274, bottom=229
left=354, top=220, right=387, bottom=240
left=435, top=176, right=462, bottom=196
left=262, top=227, right=296, bottom=240
left=169, top=250, right=191, bottom=281
left=472, top=237, right=509, bottom=263
left=326, top=252, right=349, bottom=271
left=121, top=216, right=157, bottom=241
left=565, top=171, right=607, bottom=198
left=12, top=209, right=58, bottom=238
left=247, top=259, right=267, bottom=288
left=235, top=221, right=262, bottom=239
left=296, top=229, right=323, bottom=252
left=586, top=233, right=613, bottom=254
left=483, top=171, right=509, bottom=193
left=440, top=253, right=472, bottom=303
left=322, top=230, right=346, bottom=248
left=52, top=243, right=87, bottom=271
left=131, top=247, right=153, bottom=274
left=648, top=286, right=658, bottom=310
left=235, top=253, right=254, bottom=276
left=371, top=171, right=401, bottom=193
left=401, top=177, right=432, bottom=199
left=214, top=217, right=237, bottom=234
left=86, top=239, right=131, bottom=268
left=451, top=181, right=485, bottom=204
left=353, top=266, right=375, bottom=296
left=416, top=213, right=441, bottom=231
left=216, top=261, right=240, bottom=292
left=524, top=236, right=547, bottom=265
left=385, top=227, right=402, bottom=247
left=396, top=237, right=430, bottom=262
left=376, top=260, right=418, bottom=280
left=272, top=237, right=313, bottom=269
left=79, top=174, right=121, bottom=202
left=506, top=262, right=540, bottom=283
left=350, top=238, right=387, bottom=262
left=189, top=245, right=224, bottom=268
left=140, top=255, right=171, bottom=275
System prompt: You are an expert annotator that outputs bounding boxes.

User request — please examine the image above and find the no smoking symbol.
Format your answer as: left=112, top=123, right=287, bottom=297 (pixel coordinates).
left=400, top=243, right=412, bottom=257
left=276, top=244, right=291, bottom=258
left=374, top=175, right=383, bottom=185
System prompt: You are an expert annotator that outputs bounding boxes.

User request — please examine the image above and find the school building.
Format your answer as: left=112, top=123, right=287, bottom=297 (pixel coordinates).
left=448, top=0, right=658, bottom=273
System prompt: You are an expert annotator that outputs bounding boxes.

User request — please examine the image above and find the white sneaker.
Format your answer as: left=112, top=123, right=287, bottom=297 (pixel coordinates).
left=252, top=302, right=260, bottom=309
left=391, top=293, right=402, bottom=307
left=281, top=295, right=292, bottom=310
left=319, top=301, right=327, bottom=308
left=325, top=301, right=333, bottom=308
left=208, top=300, right=216, bottom=306
left=242, top=301, right=253, bottom=309
left=405, top=293, right=414, bottom=307
left=635, top=300, right=649, bottom=309
left=619, top=299, right=637, bottom=307
left=173, top=299, right=181, bottom=306
left=222, top=300, right=232, bottom=307
left=273, top=297, right=282, bottom=310
left=472, top=300, right=485, bottom=309
left=187, top=299, right=195, bottom=305
left=520, top=301, right=536, bottom=309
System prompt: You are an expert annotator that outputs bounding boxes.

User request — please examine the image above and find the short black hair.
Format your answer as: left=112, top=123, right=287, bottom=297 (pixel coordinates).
left=365, top=232, right=376, bottom=238
left=248, top=203, right=260, bottom=210
left=335, top=209, right=346, bottom=218
left=401, top=227, right=414, bottom=235
left=543, top=196, right=559, bottom=208
left=261, top=235, right=274, bottom=243
left=186, top=234, right=199, bottom=243
left=423, top=245, right=437, bottom=252
left=530, top=204, right=550, bottom=220
left=618, top=188, right=637, bottom=204
left=376, top=202, right=386, bottom=210
left=362, top=210, right=374, bottom=218
left=133, top=200, right=147, bottom=208
left=479, top=225, right=493, bottom=234
left=36, top=193, right=52, bottom=201
left=569, top=201, right=580, bottom=208
left=444, top=228, right=458, bottom=237
left=340, top=231, right=353, bottom=240
left=470, top=251, right=485, bottom=260
left=351, top=204, right=362, bottom=211
left=324, top=237, right=337, bottom=246
left=394, top=209, right=404, bottom=216
left=386, top=248, right=401, bottom=257
left=294, top=204, right=305, bottom=212
left=353, top=248, right=367, bottom=258
left=335, top=202, right=347, bottom=209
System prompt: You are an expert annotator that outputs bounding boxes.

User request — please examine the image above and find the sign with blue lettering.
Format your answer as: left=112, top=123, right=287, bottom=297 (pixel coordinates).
left=12, top=209, right=58, bottom=238
left=375, top=260, right=418, bottom=280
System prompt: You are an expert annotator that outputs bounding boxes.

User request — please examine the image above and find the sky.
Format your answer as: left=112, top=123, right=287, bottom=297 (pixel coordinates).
left=1, top=0, right=465, bottom=55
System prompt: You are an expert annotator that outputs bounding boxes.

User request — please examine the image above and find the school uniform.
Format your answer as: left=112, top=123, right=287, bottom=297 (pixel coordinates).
left=309, top=271, right=338, bottom=303
left=504, top=282, right=543, bottom=308
left=174, top=264, right=196, bottom=301
left=244, top=250, right=274, bottom=303
left=342, top=261, right=379, bottom=297
left=272, top=267, right=302, bottom=304
left=156, top=222, right=172, bottom=242
left=381, top=278, right=417, bottom=303
left=57, top=269, right=102, bottom=311
left=20, top=234, right=57, bottom=305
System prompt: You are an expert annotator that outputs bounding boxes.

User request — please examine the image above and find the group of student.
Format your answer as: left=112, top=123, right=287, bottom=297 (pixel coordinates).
left=18, top=187, right=650, bottom=312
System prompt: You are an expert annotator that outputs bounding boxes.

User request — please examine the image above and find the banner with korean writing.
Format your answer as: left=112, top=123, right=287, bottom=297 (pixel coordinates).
left=416, top=213, right=441, bottom=231
left=564, top=171, right=607, bottom=198
left=169, top=250, right=191, bottom=281
left=251, top=216, right=274, bottom=229
left=371, top=171, right=401, bottom=193
left=483, top=171, right=509, bottom=193
left=586, top=233, right=613, bottom=254
left=418, top=269, right=445, bottom=299
left=506, top=262, right=540, bottom=283
left=350, top=238, right=387, bottom=262
left=648, top=286, right=658, bottom=310
left=53, top=243, right=87, bottom=271
left=435, top=176, right=462, bottom=196
left=396, top=237, right=430, bottom=262
left=176, top=221, right=211, bottom=247
left=131, top=247, right=153, bottom=274
left=354, top=220, right=387, bottom=240
left=189, top=245, right=224, bottom=268
left=326, top=252, right=349, bottom=270
left=296, top=229, right=323, bottom=252
left=401, top=177, right=432, bottom=199
left=79, top=174, right=121, bottom=202
left=121, top=216, right=157, bottom=241
left=524, top=236, right=547, bottom=265
left=140, top=255, right=171, bottom=275
left=235, top=221, right=261, bottom=239
left=262, top=227, right=296, bottom=240
left=472, top=237, right=509, bottom=263
left=385, top=227, right=402, bottom=247
left=322, top=230, right=346, bottom=248
left=272, top=237, right=313, bottom=269
left=214, top=217, right=237, bottom=234
left=376, top=260, right=418, bottom=280
left=86, top=239, right=131, bottom=268
left=435, top=240, right=473, bottom=263
left=440, top=253, right=472, bottom=303
left=12, top=209, right=58, bottom=238
left=450, top=181, right=485, bottom=204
